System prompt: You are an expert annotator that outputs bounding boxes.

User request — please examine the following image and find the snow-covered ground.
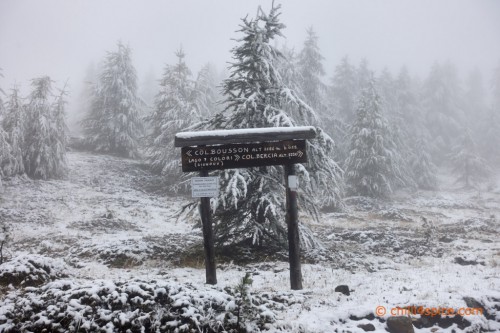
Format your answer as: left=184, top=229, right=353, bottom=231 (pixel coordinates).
left=0, top=151, right=498, bottom=332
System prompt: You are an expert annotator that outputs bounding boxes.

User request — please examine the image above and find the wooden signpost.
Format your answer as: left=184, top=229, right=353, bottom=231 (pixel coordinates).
left=174, top=126, right=316, bottom=290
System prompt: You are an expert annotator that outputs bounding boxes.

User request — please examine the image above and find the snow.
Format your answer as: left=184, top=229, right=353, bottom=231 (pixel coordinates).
left=0, top=151, right=499, bottom=332
left=175, top=126, right=315, bottom=140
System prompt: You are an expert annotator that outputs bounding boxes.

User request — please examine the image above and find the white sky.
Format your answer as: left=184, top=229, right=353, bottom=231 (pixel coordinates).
left=1, top=0, right=500, bottom=95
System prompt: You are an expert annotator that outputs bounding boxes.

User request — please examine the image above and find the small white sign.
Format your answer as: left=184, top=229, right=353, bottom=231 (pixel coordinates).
left=288, top=175, right=299, bottom=190
left=191, top=177, right=220, bottom=198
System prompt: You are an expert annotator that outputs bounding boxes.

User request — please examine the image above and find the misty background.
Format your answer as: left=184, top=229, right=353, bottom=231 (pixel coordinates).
left=1, top=0, right=500, bottom=132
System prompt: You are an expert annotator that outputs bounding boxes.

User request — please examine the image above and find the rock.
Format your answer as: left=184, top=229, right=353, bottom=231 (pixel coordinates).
left=334, top=284, right=350, bottom=296
left=438, top=236, right=453, bottom=243
left=454, top=257, right=484, bottom=266
left=463, top=297, right=490, bottom=319
left=357, top=323, right=376, bottom=331
left=386, top=316, right=414, bottom=333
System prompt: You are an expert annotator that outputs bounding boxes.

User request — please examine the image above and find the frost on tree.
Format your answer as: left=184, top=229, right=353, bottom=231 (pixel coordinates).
left=378, top=68, right=416, bottom=191
left=410, top=136, right=437, bottom=190
left=147, top=48, right=200, bottom=178
left=326, top=56, right=357, bottom=162
left=296, top=27, right=326, bottom=115
left=449, top=129, right=490, bottom=189
left=344, top=79, right=403, bottom=198
left=190, top=4, right=344, bottom=249
left=0, top=71, right=12, bottom=185
left=478, top=62, right=500, bottom=166
left=82, top=42, right=143, bottom=158
left=194, top=63, right=222, bottom=119
left=422, top=62, right=465, bottom=161
left=2, top=87, right=25, bottom=177
left=23, top=76, right=67, bottom=180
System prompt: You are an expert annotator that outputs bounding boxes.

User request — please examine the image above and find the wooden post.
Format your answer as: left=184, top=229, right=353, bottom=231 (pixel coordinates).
left=285, top=164, right=303, bottom=290
left=199, top=169, right=217, bottom=285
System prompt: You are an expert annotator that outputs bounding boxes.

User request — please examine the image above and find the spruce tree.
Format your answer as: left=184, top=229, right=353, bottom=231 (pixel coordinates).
left=193, top=63, right=221, bottom=119
left=410, top=136, right=438, bottom=190
left=379, top=68, right=416, bottom=190
left=193, top=4, right=343, bottom=248
left=147, top=48, right=199, bottom=178
left=329, top=56, right=357, bottom=124
left=478, top=62, right=500, bottom=166
left=0, top=70, right=12, bottom=185
left=82, top=42, right=143, bottom=158
left=344, top=79, right=402, bottom=198
left=422, top=62, right=465, bottom=161
left=2, top=87, right=25, bottom=176
left=24, top=76, right=67, bottom=179
left=296, top=27, right=326, bottom=114
left=449, top=129, right=490, bottom=189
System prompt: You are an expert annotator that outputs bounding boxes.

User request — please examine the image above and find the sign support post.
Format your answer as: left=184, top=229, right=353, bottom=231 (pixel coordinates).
left=199, top=169, right=217, bottom=285
left=285, top=164, right=303, bottom=290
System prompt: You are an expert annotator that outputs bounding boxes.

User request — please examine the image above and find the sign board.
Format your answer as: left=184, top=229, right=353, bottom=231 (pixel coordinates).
left=191, top=176, right=219, bottom=198
left=181, top=140, right=307, bottom=172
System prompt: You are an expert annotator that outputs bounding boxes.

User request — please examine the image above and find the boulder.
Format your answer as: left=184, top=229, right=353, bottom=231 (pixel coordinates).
left=334, top=284, right=350, bottom=296
left=386, top=316, right=414, bottom=333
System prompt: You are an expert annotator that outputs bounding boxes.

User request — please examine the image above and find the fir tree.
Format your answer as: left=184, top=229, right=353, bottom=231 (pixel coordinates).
left=356, top=59, right=372, bottom=95
left=344, top=79, right=403, bottom=198
left=24, top=76, right=67, bottom=179
left=422, top=62, right=465, bottom=161
left=193, top=3, right=344, bottom=248
left=0, top=70, right=10, bottom=185
left=147, top=48, right=199, bottom=177
left=379, top=68, right=416, bottom=190
left=410, top=136, right=438, bottom=190
left=449, top=129, right=490, bottom=189
left=296, top=27, right=326, bottom=114
left=329, top=56, right=357, bottom=124
left=478, top=62, right=500, bottom=165
left=82, top=42, right=143, bottom=158
left=193, top=63, right=221, bottom=119
left=2, top=87, right=25, bottom=176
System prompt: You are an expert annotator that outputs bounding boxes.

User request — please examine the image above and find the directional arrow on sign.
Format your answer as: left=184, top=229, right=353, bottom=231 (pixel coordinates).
left=297, top=150, right=303, bottom=158
left=186, top=150, right=192, bottom=157
left=235, top=154, right=240, bottom=161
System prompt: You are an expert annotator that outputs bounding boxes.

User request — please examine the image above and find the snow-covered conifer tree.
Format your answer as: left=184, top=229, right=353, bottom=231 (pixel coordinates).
left=356, top=59, right=372, bottom=95
left=344, top=79, right=403, bottom=198
left=329, top=56, right=357, bottom=124
left=449, top=129, right=490, bottom=188
left=147, top=48, right=199, bottom=176
left=0, top=70, right=12, bottom=185
left=296, top=27, right=326, bottom=114
left=422, top=62, right=465, bottom=161
left=478, top=63, right=500, bottom=165
left=193, top=63, right=221, bottom=119
left=194, top=4, right=344, bottom=248
left=379, top=68, right=416, bottom=190
left=24, top=76, right=67, bottom=179
left=410, top=136, right=438, bottom=190
left=82, top=42, right=143, bottom=158
left=50, top=87, right=69, bottom=169
left=2, top=87, right=25, bottom=176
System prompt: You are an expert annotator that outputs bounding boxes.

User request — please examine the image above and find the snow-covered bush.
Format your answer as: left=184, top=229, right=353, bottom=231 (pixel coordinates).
left=0, top=254, right=68, bottom=287
left=0, top=278, right=300, bottom=332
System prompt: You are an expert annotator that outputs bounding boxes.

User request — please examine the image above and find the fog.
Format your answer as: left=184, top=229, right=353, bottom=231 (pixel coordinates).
left=1, top=0, right=499, bottom=108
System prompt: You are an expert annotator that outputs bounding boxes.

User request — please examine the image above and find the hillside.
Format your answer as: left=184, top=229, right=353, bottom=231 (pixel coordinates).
left=0, top=151, right=499, bottom=332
